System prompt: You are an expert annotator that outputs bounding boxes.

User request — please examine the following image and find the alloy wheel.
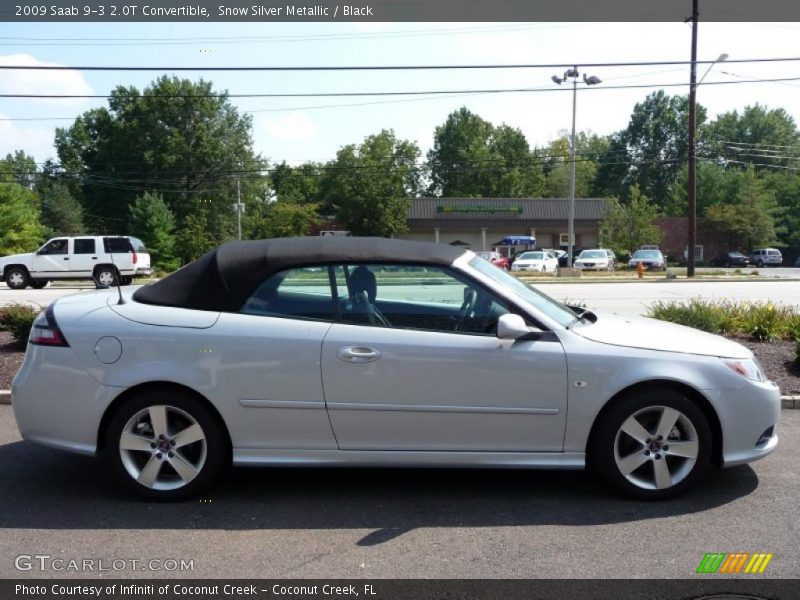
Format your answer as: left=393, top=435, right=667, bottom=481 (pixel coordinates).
left=8, top=271, right=25, bottom=286
left=613, top=405, right=699, bottom=491
left=97, top=270, right=116, bottom=286
left=119, top=404, right=207, bottom=491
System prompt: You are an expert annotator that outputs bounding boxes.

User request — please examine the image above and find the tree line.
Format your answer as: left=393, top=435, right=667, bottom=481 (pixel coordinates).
left=1, top=75, right=798, bottom=267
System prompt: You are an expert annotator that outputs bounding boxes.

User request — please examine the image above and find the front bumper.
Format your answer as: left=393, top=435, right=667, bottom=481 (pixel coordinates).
left=706, top=381, right=781, bottom=468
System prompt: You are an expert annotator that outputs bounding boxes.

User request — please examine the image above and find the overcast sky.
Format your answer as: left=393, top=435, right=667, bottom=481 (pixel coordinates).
left=2, top=21, right=800, bottom=165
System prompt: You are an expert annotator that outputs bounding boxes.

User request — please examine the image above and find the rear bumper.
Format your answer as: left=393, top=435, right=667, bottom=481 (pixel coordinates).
left=133, top=268, right=152, bottom=277
left=11, top=345, right=120, bottom=456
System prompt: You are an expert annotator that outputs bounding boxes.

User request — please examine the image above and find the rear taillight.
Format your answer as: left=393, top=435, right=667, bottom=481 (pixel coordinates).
left=30, top=304, right=69, bottom=347
left=132, top=250, right=138, bottom=264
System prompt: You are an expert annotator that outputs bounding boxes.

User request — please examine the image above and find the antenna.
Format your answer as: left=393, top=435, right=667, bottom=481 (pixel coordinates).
left=104, top=237, right=126, bottom=305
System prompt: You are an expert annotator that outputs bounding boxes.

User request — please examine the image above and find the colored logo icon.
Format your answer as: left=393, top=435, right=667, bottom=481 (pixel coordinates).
left=696, top=552, right=773, bottom=574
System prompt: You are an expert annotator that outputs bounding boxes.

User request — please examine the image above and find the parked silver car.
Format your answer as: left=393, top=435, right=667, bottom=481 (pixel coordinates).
left=12, top=238, right=779, bottom=501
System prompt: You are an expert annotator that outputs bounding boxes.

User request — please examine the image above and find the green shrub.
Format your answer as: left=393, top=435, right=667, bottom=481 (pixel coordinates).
left=0, top=303, right=42, bottom=347
left=647, top=299, right=727, bottom=334
left=647, top=299, right=799, bottom=341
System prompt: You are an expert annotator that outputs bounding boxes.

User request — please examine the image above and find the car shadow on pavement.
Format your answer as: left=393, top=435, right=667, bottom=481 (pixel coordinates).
left=0, top=441, right=759, bottom=546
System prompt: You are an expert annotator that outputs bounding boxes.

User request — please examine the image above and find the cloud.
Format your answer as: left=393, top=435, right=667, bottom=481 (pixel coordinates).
left=0, top=112, right=57, bottom=162
left=0, top=53, right=93, bottom=105
left=258, top=112, right=319, bottom=142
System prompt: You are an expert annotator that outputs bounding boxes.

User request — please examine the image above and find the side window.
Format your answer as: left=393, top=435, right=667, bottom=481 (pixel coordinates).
left=240, top=267, right=335, bottom=322
left=73, top=238, right=96, bottom=254
left=38, top=239, right=68, bottom=255
left=103, top=238, right=132, bottom=254
left=335, top=263, right=510, bottom=335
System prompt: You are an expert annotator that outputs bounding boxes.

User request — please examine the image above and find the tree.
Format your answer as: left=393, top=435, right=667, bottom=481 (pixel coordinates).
left=55, top=76, right=266, bottom=245
left=318, top=130, right=420, bottom=237
left=599, top=185, right=662, bottom=255
left=703, top=104, right=799, bottom=166
left=600, top=91, right=707, bottom=208
left=427, top=107, right=545, bottom=197
left=0, top=151, right=38, bottom=189
left=0, top=182, right=47, bottom=255
left=247, top=202, right=322, bottom=239
left=542, top=133, right=608, bottom=198
left=269, top=161, right=322, bottom=204
left=129, top=192, right=178, bottom=270
left=174, top=213, right=215, bottom=264
left=39, top=182, right=84, bottom=235
left=704, top=170, right=780, bottom=252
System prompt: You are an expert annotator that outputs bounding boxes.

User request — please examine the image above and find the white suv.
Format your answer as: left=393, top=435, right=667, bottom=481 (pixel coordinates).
left=0, top=236, right=151, bottom=289
left=749, top=248, right=783, bottom=267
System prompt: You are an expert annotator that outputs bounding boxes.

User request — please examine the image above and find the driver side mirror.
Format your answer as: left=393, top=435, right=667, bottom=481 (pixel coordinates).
left=497, top=313, right=544, bottom=341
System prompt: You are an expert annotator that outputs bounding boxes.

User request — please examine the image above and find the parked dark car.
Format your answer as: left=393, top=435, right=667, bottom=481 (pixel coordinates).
left=709, top=252, right=750, bottom=268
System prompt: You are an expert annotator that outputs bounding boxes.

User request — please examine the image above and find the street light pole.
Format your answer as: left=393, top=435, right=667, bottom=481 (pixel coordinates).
left=552, top=67, right=601, bottom=267
left=568, top=73, right=578, bottom=268
left=687, top=0, right=699, bottom=277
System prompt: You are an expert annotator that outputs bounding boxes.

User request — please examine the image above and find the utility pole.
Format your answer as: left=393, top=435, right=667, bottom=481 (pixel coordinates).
left=237, top=177, right=242, bottom=241
left=233, top=177, right=245, bottom=241
left=687, top=0, right=699, bottom=277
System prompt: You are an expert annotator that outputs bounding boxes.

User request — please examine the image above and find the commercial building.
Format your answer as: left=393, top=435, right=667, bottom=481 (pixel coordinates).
left=398, top=197, right=609, bottom=254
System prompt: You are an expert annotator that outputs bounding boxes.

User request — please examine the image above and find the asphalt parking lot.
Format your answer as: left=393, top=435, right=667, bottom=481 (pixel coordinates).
left=0, top=404, right=797, bottom=579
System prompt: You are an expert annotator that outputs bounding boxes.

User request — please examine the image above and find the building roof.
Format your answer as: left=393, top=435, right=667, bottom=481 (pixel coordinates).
left=409, top=197, right=609, bottom=221
left=133, top=237, right=465, bottom=312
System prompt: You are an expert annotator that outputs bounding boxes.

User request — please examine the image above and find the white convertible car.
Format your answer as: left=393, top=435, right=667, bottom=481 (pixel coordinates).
left=12, top=238, right=780, bottom=500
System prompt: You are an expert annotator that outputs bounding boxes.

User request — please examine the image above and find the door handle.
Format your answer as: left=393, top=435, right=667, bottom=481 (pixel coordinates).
left=337, top=346, right=382, bottom=363
left=63, top=257, right=69, bottom=260
left=91, top=257, right=98, bottom=260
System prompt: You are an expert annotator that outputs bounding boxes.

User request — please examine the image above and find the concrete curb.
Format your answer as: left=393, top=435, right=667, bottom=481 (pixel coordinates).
left=1, top=389, right=799, bottom=407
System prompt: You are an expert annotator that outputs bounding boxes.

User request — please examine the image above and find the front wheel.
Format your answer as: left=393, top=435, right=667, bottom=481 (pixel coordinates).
left=5, top=267, right=29, bottom=290
left=104, top=390, right=228, bottom=500
left=591, top=389, right=712, bottom=500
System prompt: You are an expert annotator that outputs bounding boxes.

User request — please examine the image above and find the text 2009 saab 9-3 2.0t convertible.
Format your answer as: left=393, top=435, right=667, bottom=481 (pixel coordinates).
left=12, top=237, right=779, bottom=500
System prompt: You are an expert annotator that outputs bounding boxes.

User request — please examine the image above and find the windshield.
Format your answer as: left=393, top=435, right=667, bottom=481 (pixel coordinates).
left=468, top=257, right=579, bottom=328
left=519, top=252, right=544, bottom=260
left=633, top=250, right=661, bottom=258
left=579, top=250, right=607, bottom=258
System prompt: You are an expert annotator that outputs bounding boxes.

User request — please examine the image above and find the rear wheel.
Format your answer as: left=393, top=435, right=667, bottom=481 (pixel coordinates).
left=5, top=267, right=29, bottom=290
left=591, top=388, right=712, bottom=500
left=104, top=390, right=228, bottom=500
left=30, top=279, right=48, bottom=289
left=94, top=266, right=118, bottom=287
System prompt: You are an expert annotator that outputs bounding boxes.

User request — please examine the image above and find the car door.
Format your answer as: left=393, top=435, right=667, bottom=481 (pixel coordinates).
left=321, top=263, right=568, bottom=452
left=69, top=237, right=99, bottom=276
left=208, top=266, right=339, bottom=450
left=31, top=238, right=71, bottom=276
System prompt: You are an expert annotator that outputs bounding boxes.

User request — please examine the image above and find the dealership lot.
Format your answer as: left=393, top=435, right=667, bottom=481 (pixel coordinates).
left=0, top=404, right=797, bottom=578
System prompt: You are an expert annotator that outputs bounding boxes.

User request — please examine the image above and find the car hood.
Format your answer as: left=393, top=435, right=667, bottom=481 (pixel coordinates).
left=0, top=252, right=33, bottom=263
left=573, top=311, right=751, bottom=359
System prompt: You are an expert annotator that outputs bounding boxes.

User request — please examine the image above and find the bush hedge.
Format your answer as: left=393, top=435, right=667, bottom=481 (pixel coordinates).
left=647, top=299, right=800, bottom=342
left=0, top=303, right=42, bottom=348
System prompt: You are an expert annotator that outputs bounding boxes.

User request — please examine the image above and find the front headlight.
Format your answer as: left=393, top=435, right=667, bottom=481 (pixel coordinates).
left=722, top=358, right=766, bottom=382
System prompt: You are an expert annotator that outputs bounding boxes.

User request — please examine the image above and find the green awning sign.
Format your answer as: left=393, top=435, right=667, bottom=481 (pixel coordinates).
left=436, top=205, right=523, bottom=215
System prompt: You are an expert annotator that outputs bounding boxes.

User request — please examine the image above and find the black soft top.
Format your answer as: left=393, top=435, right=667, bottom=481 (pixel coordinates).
left=132, top=236, right=466, bottom=312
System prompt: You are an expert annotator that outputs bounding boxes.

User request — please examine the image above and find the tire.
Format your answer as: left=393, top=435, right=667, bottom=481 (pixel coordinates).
left=30, top=279, right=49, bottom=289
left=757, top=260, right=765, bottom=268
left=94, top=266, right=118, bottom=287
left=120, top=276, right=133, bottom=286
left=590, top=388, right=712, bottom=500
left=5, top=267, right=29, bottom=290
left=103, top=390, right=229, bottom=501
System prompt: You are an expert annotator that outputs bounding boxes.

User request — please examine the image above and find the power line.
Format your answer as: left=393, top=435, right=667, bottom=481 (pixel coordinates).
left=4, top=76, right=800, bottom=100
left=4, top=56, right=800, bottom=72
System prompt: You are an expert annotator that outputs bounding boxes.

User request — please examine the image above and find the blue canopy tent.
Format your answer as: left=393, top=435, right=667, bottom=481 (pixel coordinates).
left=499, top=235, right=536, bottom=246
